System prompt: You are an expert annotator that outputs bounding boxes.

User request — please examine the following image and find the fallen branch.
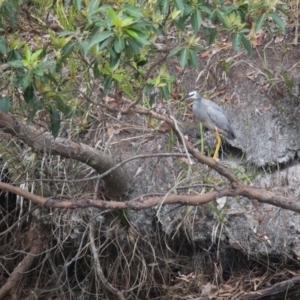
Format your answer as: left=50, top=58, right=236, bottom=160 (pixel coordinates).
left=0, top=228, right=43, bottom=299
left=0, top=181, right=300, bottom=213
left=240, top=274, right=300, bottom=300
left=0, top=110, right=129, bottom=199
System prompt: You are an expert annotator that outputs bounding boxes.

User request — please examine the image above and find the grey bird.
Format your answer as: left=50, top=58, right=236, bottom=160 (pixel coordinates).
left=182, top=90, right=236, bottom=159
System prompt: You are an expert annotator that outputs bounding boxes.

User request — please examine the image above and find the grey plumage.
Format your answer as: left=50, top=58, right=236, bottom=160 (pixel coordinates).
left=182, top=90, right=236, bottom=140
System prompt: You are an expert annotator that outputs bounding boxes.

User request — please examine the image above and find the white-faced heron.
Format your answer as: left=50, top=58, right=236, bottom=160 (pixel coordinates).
left=182, top=90, right=236, bottom=159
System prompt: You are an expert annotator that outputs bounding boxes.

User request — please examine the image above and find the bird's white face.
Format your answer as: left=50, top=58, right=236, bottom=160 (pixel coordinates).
left=188, top=91, right=198, bottom=99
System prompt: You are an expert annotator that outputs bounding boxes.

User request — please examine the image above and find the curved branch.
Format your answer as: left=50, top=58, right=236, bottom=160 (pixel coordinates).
left=0, top=228, right=43, bottom=299
left=1, top=181, right=300, bottom=214
left=0, top=111, right=129, bottom=199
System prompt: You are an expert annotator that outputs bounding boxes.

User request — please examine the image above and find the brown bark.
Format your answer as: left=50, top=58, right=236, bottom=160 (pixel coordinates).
left=0, top=181, right=300, bottom=214
left=240, top=275, right=300, bottom=299
left=0, top=111, right=129, bottom=200
left=0, top=231, right=43, bottom=299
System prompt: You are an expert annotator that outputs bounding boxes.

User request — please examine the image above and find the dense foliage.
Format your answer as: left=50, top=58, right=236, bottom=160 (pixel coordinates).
left=0, top=0, right=286, bottom=137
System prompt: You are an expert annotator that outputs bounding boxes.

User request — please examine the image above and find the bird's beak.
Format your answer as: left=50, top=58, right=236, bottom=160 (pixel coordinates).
left=180, top=94, right=190, bottom=102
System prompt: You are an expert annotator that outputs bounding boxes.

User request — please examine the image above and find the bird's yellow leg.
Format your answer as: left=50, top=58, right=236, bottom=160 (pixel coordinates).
left=213, top=130, right=222, bottom=160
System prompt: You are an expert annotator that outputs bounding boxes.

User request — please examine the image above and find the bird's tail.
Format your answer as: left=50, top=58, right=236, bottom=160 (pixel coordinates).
left=226, top=124, right=236, bottom=140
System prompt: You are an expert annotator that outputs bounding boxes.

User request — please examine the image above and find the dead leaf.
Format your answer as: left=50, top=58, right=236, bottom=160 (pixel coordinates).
left=210, top=88, right=226, bottom=99
left=133, top=166, right=143, bottom=178
left=252, top=199, right=258, bottom=210
left=258, top=213, right=264, bottom=224
left=231, top=242, right=243, bottom=250
left=286, top=269, right=298, bottom=276
left=201, top=282, right=212, bottom=296
left=170, top=92, right=182, bottom=100
left=224, top=94, right=231, bottom=103
left=106, top=126, right=114, bottom=136
left=246, top=70, right=257, bottom=81
left=277, top=87, right=284, bottom=97
left=252, top=29, right=265, bottom=48
left=103, top=96, right=115, bottom=103
left=108, top=101, right=119, bottom=109
left=180, top=157, right=194, bottom=165
left=175, top=65, right=183, bottom=73
left=159, top=123, right=171, bottom=132
left=222, top=284, right=234, bottom=290
left=200, top=50, right=211, bottom=58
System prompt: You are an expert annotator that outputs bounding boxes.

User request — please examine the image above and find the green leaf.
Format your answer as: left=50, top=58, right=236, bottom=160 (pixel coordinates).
left=270, top=13, right=285, bottom=33
left=112, top=73, right=122, bottom=81
left=160, top=86, right=170, bottom=100
left=209, top=29, right=218, bottom=45
left=50, top=107, right=61, bottom=138
left=255, top=14, right=265, bottom=33
left=220, top=5, right=234, bottom=14
left=103, top=75, right=112, bottom=94
left=30, top=49, right=43, bottom=63
left=108, top=48, right=120, bottom=68
left=127, top=38, right=142, bottom=53
left=7, top=60, right=24, bottom=68
left=191, top=10, right=202, bottom=33
left=89, top=31, right=114, bottom=48
left=24, top=84, right=35, bottom=103
left=99, top=36, right=114, bottom=50
left=143, top=83, right=154, bottom=94
left=174, top=14, right=190, bottom=31
left=189, top=49, right=199, bottom=69
left=216, top=10, right=229, bottom=29
left=114, top=37, right=125, bottom=53
left=74, top=0, right=81, bottom=11
left=24, top=44, right=31, bottom=61
left=107, top=6, right=117, bottom=20
left=240, top=33, right=252, bottom=54
left=58, top=30, right=77, bottom=37
left=161, top=0, right=170, bottom=15
left=232, top=34, right=241, bottom=52
left=61, top=41, right=75, bottom=59
left=22, top=70, right=33, bottom=90
left=200, top=4, right=212, bottom=15
left=0, top=37, right=8, bottom=55
left=28, top=98, right=43, bottom=120
left=179, top=48, right=189, bottom=68
left=125, top=28, right=139, bottom=39
left=0, top=96, right=11, bottom=113
left=7, top=49, right=22, bottom=61
left=167, top=46, right=182, bottom=58
left=54, top=95, right=71, bottom=115
left=173, top=0, right=185, bottom=14
left=93, top=60, right=100, bottom=78
left=76, top=40, right=90, bottom=56
left=123, top=4, right=142, bottom=18
left=87, top=0, right=100, bottom=16
left=33, top=67, right=44, bottom=76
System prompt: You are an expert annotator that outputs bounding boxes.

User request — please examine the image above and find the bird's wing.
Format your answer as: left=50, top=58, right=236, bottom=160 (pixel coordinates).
left=206, top=105, right=236, bottom=139
left=202, top=98, right=225, bottom=114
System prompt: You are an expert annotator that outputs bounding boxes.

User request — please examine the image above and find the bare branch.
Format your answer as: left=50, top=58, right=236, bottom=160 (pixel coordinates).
left=0, top=111, right=129, bottom=199
left=0, top=228, right=43, bottom=299
left=1, top=181, right=300, bottom=213
left=89, top=225, right=126, bottom=300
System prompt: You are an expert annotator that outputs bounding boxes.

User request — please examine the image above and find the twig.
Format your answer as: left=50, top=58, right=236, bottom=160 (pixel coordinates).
left=89, top=224, right=126, bottom=300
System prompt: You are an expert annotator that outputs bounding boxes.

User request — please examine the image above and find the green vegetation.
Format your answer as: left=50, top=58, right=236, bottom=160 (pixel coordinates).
left=0, top=0, right=286, bottom=137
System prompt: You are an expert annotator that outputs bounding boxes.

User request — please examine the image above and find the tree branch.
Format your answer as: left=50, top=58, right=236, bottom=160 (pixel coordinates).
left=0, top=111, right=129, bottom=199
left=0, top=181, right=300, bottom=213
left=0, top=228, right=43, bottom=299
